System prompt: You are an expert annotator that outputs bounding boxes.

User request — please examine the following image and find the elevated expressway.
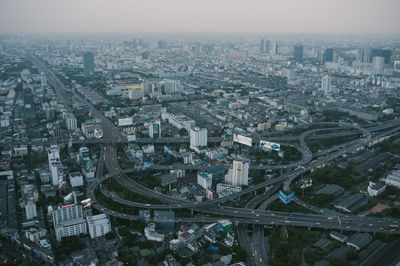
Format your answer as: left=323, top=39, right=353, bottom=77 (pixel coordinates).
left=32, top=56, right=400, bottom=238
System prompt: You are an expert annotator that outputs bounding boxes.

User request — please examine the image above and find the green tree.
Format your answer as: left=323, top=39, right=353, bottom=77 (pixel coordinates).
left=178, top=128, right=188, bottom=136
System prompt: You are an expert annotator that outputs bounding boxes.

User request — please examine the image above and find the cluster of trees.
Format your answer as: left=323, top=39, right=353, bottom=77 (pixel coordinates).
left=268, top=227, right=321, bottom=266
left=55, top=236, right=85, bottom=261
left=310, top=165, right=365, bottom=189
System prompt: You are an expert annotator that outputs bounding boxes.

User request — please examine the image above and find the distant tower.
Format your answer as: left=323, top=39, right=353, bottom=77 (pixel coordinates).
left=323, top=48, right=334, bottom=62
left=271, top=41, right=278, bottom=56
left=264, top=40, right=270, bottom=54
left=321, top=75, right=332, bottom=94
left=83, top=52, right=94, bottom=77
left=260, top=39, right=265, bottom=53
left=294, top=44, right=303, bottom=62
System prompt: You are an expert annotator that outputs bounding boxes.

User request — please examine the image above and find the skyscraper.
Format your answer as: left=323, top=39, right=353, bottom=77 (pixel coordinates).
left=323, top=48, right=334, bottom=62
left=260, top=39, right=265, bottom=53
left=271, top=41, right=278, bottom=56
left=83, top=52, right=94, bottom=77
left=264, top=39, right=270, bottom=54
left=294, top=44, right=303, bottom=62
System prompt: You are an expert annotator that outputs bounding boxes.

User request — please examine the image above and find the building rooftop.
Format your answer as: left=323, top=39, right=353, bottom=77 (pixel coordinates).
left=347, top=233, right=373, bottom=250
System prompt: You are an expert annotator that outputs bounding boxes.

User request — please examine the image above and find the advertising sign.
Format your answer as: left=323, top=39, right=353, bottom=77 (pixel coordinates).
left=233, top=133, right=252, bottom=147
left=260, top=140, right=281, bottom=151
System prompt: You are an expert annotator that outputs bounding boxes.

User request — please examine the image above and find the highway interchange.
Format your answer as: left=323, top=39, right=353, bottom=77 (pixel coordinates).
left=31, top=55, right=400, bottom=265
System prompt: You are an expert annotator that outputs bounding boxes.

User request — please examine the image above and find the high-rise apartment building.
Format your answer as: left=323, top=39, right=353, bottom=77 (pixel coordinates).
left=149, top=121, right=161, bottom=139
left=65, top=113, right=77, bottom=131
left=321, top=75, right=332, bottom=94
left=53, top=204, right=87, bottom=242
left=225, top=160, right=249, bottom=186
left=48, top=145, right=64, bottom=186
left=190, top=127, right=207, bottom=148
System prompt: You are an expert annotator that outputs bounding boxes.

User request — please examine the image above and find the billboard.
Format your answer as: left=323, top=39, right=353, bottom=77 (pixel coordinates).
left=260, top=140, right=281, bottom=151
left=233, top=134, right=252, bottom=147
left=279, top=190, right=295, bottom=204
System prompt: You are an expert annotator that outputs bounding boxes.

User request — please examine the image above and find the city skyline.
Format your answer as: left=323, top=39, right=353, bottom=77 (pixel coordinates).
left=1, top=0, right=400, bottom=34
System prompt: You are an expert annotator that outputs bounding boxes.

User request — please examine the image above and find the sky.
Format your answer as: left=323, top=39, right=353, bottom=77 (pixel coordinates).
left=0, top=0, right=399, bottom=34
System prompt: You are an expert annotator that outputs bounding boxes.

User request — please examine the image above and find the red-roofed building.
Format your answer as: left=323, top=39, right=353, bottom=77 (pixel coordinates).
left=370, top=203, right=391, bottom=214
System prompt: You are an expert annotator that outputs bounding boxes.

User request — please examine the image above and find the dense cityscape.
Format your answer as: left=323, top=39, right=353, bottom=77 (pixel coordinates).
left=1, top=1, right=400, bottom=266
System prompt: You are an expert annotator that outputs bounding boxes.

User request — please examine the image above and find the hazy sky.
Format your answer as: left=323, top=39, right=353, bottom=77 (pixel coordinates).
left=1, top=0, right=399, bottom=34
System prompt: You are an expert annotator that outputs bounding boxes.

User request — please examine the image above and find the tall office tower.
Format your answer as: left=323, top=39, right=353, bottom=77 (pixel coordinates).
left=264, top=39, right=270, bottom=54
left=149, top=120, right=161, bottom=138
left=321, top=75, right=332, bottom=94
left=53, top=204, right=87, bottom=242
left=190, top=127, right=207, bottom=148
left=260, top=39, right=265, bottom=53
left=356, top=49, right=364, bottom=63
left=293, top=44, right=303, bottom=62
left=323, top=48, right=334, bottom=62
left=65, top=113, right=77, bottom=131
left=48, top=145, right=64, bottom=186
left=225, top=160, right=249, bottom=186
left=383, top=49, right=392, bottom=64
left=83, top=52, right=94, bottom=77
left=363, top=48, right=372, bottom=63
left=271, top=41, right=278, bottom=56
left=86, top=214, right=112, bottom=238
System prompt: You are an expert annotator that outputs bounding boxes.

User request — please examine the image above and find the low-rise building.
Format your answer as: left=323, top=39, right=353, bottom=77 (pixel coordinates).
left=386, top=170, right=400, bottom=188
left=346, top=233, right=373, bottom=251
left=367, top=181, right=386, bottom=197
left=69, top=172, right=83, bottom=187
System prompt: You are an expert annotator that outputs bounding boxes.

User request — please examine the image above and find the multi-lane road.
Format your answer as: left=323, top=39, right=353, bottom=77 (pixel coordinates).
left=34, top=55, right=400, bottom=254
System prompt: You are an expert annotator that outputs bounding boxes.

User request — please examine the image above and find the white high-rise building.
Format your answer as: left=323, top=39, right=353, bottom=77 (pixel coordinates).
left=321, top=75, right=332, bottom=94
left=86, top=214, right=112, bottom=238
left=190, top=127, right=207, bottom=148
left=53, top=204, right=87, bottom=242
left=25, top=199, right=37, bottom=220
left=48, top=145, right=64, bottom=186
left=65, top=113, right=77, bottom=131
left=149, top=121, right=161, bottom=138
left=225, top=160, right=249, bottom=186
